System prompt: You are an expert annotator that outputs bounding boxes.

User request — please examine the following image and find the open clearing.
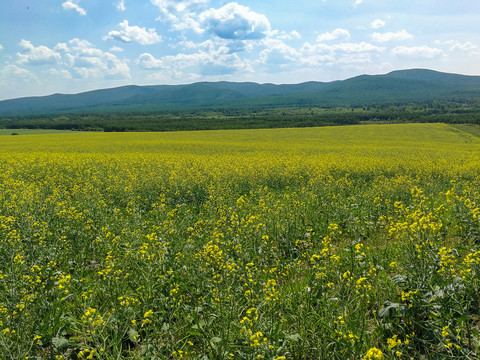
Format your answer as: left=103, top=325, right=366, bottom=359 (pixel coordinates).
left=0, top=129, right=73, bottom=136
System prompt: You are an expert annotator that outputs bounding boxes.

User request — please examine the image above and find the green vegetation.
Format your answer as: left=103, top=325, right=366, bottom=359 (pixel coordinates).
left=1, top=69, right=480, bottom=117
left=1, top=69, right=479, bottom=132
left=0, top=129, right=73, bottom=136
left=1, top=124, right=480, bottom=359
left=1, top=100, right=479, bottom=132
left=450, top=124, right=480, bottom=138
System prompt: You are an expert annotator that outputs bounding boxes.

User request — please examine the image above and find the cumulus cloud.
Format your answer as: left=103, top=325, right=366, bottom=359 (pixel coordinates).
left=151, top=0, right=208, bottom=33
left=116, top=0, right=126, bottom=11
left=436, top=40, right=478, bottom=52
left=137, top=53, right=163, bottom=70
left=317, top=28, right=351, bottom=42
left=370, top=19, right=386, bottom=29
left=48, top=68, right=72, bottom=79
left=137, top=41, right=252, bottom=79
left=259, top=43, right=299, bottom=65
left=54, top=42, right=70, bottom=52
left=371, top=29, right=413, bottom=43
left=62, top=0, right=87, bottom=16
left=255, top=37, right=386, bottom=71
left=16, top=40, right=62, bottom=65
left=391, top=45, right=443, bottom=58
left=61, top=38, right=131, bottom=79
left=109, top=46, right=124, bottom=52
left=151, top=1, right=273, bottom=58
left=199, top=2, right=271, bottom=40
left=20, top=38, right=131, bottom=80
left=104, top=20, right=162, bottom=45
left=300, top=41, right=385, bottom=67
left=303, top=41, right=384, bottom=55
left=151, top=0, right=209, bottom=13
left=1, top=64, right=36, bottom=80
left=275, top=30, right=301, bottom=41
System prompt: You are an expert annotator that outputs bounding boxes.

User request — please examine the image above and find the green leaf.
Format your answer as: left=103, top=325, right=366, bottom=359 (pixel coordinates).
left=286, top=333, right=301, bottom=342
left=391, top=275, right=408, bottom=285
left=378, top=301, right=406, bottom=319
left=141, top=344, right=157, bottom=355
left=52, top=336, right=69, bottom=351
left=128, top=328, right=139, bottom=343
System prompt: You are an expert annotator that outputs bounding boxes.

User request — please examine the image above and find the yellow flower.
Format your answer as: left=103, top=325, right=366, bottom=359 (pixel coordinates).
left=363, top=347, right=384, bottom=360
left=387, top=335, right=401, bottom=350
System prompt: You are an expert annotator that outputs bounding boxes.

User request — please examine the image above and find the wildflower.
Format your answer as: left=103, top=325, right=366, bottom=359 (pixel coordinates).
left=363, top=347, right=384, bottom=360
left=387, top=335, right=401, bottom=350
left=441, top=326, right=450, bottom=338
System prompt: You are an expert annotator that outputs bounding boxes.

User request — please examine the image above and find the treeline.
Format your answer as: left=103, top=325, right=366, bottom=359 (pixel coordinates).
left=0, top=113, right=359, bottom=132
left=1, top=101, right=479, bottom=132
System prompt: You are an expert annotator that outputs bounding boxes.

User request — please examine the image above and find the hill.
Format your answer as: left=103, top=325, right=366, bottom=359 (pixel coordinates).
left=0, top=69, right=480, bottom=115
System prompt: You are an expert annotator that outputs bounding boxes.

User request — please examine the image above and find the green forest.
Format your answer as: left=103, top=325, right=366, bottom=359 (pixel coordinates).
left=1, top=100, right=479, bottom=132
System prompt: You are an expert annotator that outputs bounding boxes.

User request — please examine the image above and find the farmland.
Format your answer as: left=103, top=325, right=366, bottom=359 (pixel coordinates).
left=1, top=123, right=480, bottom=359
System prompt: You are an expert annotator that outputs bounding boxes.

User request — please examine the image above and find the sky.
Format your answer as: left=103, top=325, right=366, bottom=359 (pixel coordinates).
left=0, top=1, right=479, bottom=100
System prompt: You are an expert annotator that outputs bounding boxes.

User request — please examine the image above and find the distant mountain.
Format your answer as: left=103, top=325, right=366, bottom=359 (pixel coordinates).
left=1, top=69, right=480, bottom=115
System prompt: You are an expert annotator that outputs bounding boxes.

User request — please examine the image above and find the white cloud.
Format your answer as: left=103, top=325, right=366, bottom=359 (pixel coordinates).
left=109, top=46, right=124, bottom=52
left=300, top=41, right=385, bottom=67
left=68, top=39, right=131, bottom=79
left=332, top=42, right=385, bottom=53
left=137, top=53, right=163, bottom=70
left=116, top=0, right=126, bottom=11
left=1, top=64, right=36, bottom=80
left=137, top=41, right=252, bottom=80
left=199, top=2, right=271, bottom=40
left=451, top=42, right=477, bottom=51
left=354, top=0, right=363, bottom=5
left=50, top=38, right=131, bottom=79
left=370, top=19, right=386, bottom=29
left=274, top=30, right=301, bottom=41
left=436, top=40, right=478, bottom=52
left=317, top=28, right=351, bottom=42
left=48, top=68, right=72, bottom=79
left=151, top=1, right=272, bottom=55
left=151, top=0, right=208, bottom=33
left=62, top=0, right=87, bottom=16
left=0, top=44, right=3, bottom=51
left=259, top=43, right=299, bottom=65
left=371, top=29, right=413, bottom=43
left=16, top=40, right=62, bottom=65
left=151, top=0, right=209, bottom=15
left=104, top=20, right=162, bottom=45
left=170, top=15, right=203, bottom=33
left=54, top=42, right=70, bottom=52
left=303, top=41, right=385, bottom=55
left=391, top=45, right=443, bottom=58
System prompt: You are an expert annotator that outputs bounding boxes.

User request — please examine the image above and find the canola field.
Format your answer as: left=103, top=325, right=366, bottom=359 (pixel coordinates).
left=1, top=123, right=480, bottom=359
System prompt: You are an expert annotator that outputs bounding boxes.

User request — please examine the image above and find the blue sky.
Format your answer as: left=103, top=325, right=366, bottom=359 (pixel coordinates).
left=0, top=0, right=479, bottom=100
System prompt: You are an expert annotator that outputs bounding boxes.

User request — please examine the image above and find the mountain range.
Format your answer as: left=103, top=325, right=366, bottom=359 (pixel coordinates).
left=1, top=69, right=480, bottom=116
